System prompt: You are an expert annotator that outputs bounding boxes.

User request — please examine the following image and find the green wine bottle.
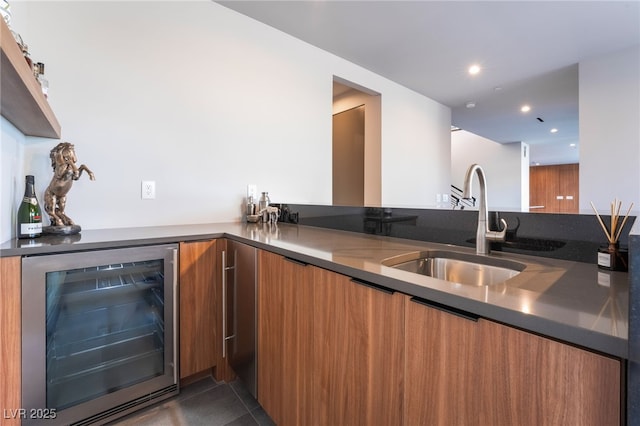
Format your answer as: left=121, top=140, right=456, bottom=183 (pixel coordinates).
left=17, top=175, right=43, bottom=239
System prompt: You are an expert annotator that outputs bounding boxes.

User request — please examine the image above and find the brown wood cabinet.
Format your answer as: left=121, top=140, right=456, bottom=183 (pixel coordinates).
left=258, top=250, right=622, bottom=425
left=257, top=250, right=404, bottom=426
left=0, top=257, right=21, bottom=426
left=257, top=250, right=315, bottom=426
left=313, top=268, right=404, bottom=426
left=405, top=297, right=620, bottom=425
left=530, top=163, right=579, bottom=213
left=404, top=296, right=481, bottom=425
left=179, top=240, right=218, bottom=379
left=478, top=319, right=620, bottom=426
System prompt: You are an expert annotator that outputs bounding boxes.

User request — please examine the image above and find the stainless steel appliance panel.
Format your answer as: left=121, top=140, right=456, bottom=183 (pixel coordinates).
left=223, top=240, right=257, bottom=397
left=22, top=244, right=178, bottom=425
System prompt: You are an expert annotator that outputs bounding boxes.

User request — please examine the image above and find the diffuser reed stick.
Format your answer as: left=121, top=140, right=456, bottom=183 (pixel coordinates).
left=590, top=199, right=634, bottom=244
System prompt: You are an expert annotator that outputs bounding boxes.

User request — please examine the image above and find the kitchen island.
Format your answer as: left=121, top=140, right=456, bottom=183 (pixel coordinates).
left=1, top=222, right=628, bottom=425
left=1, top=222, right=627, bottom=358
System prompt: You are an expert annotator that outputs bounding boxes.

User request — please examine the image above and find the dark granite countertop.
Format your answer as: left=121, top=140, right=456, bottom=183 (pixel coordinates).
left=1, top=222, right=628, bottom=359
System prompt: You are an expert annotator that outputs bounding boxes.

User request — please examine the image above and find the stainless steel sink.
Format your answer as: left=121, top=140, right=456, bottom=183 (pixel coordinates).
left=381, top=250, right=525, bottom=286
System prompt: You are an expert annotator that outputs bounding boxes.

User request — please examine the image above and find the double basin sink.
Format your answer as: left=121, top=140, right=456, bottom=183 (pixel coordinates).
left=381, top=250, right=526, bottom=287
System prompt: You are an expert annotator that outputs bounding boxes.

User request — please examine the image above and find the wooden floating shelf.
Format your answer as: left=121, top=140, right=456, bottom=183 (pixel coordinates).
left=1, top=18, right=61, bottom=139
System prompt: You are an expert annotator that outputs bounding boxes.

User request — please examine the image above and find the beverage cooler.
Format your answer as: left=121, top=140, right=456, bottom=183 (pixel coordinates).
left=21, top=244, right=179, bottom=425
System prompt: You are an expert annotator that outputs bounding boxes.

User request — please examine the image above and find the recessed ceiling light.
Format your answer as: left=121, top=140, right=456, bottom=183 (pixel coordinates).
left=465, top=101, right=476, bottom=109
left=570, top=143, right=577, bottom=148
left=550, top=128, right=558, bottom=133
left=468, top=64, right=481, bottom=75
left=520, top=105, right=531, bottom=113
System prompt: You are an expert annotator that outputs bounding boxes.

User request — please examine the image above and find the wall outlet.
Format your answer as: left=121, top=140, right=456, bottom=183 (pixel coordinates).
left=247, top=184, right=257, bottom=200
left=142, top=181, right=156, bottom=199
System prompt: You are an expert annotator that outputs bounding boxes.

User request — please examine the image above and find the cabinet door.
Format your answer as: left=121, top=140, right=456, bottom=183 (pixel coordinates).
left=257, top=251, right=314, bottom=426
left=313, top=269, right=404, bottom=426
left=0, top=256, right=21, bottom=426
left=558, top=163, right=579, bottom=213
left=404, top=296, right=481, bottom=425
left=530, top=165, right=559, bottom=213
left=529, top=164, right=579, bottom=214
left=179, top=240, right=218, bottom=379
left=478, top=319, right=620, bottom=425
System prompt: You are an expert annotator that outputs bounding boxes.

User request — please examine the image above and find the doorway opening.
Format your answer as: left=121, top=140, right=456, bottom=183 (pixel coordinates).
left=332, top=77, right=381, bottom=206
left=333, top=105, right=365, bottom=205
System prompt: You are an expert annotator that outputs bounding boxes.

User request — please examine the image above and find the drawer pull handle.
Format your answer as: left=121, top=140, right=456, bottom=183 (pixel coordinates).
left=350, top=278, right=395, bottom=295
left=284, top=256, right=309, bottom=266
left=410, top=297, right=479, bottom=322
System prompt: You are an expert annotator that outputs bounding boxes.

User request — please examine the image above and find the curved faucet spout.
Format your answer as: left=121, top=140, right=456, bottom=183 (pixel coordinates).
left=462, top=164, right=507, bottom=255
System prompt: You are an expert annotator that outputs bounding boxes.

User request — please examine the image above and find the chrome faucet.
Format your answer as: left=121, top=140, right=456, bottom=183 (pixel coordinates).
left=462, top=164, right=507, bottom=255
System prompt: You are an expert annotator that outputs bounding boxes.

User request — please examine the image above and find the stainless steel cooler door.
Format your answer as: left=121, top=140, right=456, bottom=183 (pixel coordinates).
left=22, top=244, right=178, bottom=425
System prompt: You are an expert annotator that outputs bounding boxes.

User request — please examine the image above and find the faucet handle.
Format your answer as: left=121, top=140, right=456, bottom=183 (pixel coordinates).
left=486, top=218, right=508, bottom=242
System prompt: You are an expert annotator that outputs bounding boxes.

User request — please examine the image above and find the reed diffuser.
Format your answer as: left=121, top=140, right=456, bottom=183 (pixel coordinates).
left=590, top=199, right=633, bottom=271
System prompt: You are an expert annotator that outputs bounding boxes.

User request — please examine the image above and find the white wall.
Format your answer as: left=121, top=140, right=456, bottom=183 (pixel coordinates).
left=382, top=89, right=451, bottom=208
left=1, top=1, right=450, bottom=241
left=451, top=130, right=528, bottom=211
left=0, top=118, right=26, bottom=239
left=579, top=45, right=640, bottom=215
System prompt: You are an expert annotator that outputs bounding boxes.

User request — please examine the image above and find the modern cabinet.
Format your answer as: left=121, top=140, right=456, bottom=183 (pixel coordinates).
left=478, top=319, right=620, bottom=425
left=258, top=250, right=622, bottom=425
left=529, top=163, right=579, bottom=213
left=179, top=240, right=218, bottom=380
left=257, top=250, right=403, bottom=426
left=0, top=19, right=61, bottom=138
left=313, top=268, right=404, bottom=426
left=405, top=295, right=620, bottom=425
left=0, top=256, right=21, bottom=426
left=404, top=296, right=481, bottom=425
left=257, top=250, right=315, bottom=426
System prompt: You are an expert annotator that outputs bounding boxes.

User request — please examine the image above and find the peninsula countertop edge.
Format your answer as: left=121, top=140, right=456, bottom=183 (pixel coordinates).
left=2, top=222, right=628, bottom=359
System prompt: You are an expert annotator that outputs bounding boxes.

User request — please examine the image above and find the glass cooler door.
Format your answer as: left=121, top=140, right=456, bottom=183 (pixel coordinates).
left=45, top=259, right=167, bottom=410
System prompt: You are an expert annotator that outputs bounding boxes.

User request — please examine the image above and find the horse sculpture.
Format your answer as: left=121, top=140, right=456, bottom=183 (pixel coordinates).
left=44, top=142, right=95, bottom=228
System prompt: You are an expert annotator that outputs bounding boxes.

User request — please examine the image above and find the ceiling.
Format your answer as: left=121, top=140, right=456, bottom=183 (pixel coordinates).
left=216, top=1, right=640, bottom=165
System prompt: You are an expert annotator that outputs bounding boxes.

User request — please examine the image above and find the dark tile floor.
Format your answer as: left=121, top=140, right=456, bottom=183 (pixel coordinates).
left=110, top=377, right=275, bottom=426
